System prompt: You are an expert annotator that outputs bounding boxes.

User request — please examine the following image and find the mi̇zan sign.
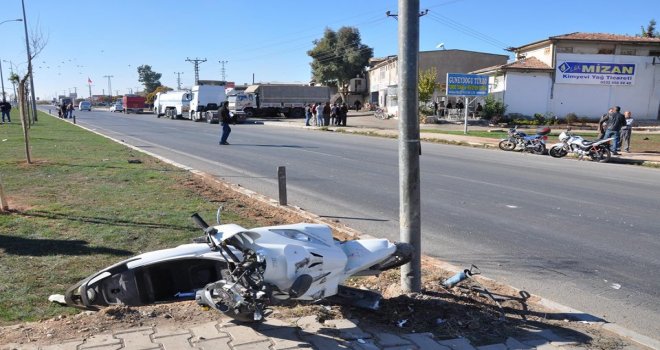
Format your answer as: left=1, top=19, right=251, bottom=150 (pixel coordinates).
left=556, top=61, right=636, bottom=86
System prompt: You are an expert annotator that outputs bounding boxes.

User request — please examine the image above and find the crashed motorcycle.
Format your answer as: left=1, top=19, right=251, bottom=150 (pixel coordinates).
left=548, top=129, right=614, bottom=163
left=61, top=213, right=413, bottom=322
left=498, top=126, right=551, bottom=155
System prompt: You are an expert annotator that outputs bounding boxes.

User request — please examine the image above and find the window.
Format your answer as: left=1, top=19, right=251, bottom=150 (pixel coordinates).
left=557, top=47, right=573, bottom=53
left=650, top=50, right=660, bottom=56
left=620, top=49, right=636, bottom=55
left=598, top=48, right=614, bottom=54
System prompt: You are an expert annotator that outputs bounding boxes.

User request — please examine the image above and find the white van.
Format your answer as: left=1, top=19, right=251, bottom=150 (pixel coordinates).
left=79, top=101, right=92, bottom=111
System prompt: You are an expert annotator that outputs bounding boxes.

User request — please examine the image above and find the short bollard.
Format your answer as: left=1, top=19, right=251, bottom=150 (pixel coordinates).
left=278, top=166, right=287, bottom=206
left=73, top=114, right=76, bottom=124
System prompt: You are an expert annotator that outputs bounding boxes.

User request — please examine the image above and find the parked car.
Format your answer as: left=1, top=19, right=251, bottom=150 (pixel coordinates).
left=79, top=101, right=92, bottom=111
left=110, top=102, right=123, bottom=112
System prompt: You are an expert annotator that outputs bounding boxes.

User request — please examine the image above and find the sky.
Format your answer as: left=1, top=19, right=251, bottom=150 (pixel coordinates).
left=1, top=0, right=657, bottom=101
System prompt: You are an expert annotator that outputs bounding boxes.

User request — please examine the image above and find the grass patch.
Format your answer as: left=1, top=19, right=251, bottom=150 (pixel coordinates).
left=0, top=111, right=255, bottom=324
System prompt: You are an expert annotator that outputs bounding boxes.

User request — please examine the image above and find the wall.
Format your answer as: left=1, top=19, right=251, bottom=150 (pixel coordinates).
left=504, top=71, right=552, bottom=116
left=551, top=53, right=660, bottom=119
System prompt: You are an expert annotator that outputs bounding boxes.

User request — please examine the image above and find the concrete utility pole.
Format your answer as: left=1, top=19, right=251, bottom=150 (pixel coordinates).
left=174, top=72, right=183, bottom=90
left=103, top=75, right=113, bottom=98
left=397, top=0, right=422, bottom=292
left=219, top=60, right=228, bottom=81
left=185, top=57, right=206, bottom=85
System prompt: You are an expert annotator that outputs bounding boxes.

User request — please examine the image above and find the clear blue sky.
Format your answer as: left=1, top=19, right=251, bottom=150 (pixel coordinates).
left=1, top=0, right=657, bottom=101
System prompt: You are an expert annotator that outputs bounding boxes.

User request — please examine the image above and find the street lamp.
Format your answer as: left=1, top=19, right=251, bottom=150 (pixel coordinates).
left=0, top=18, right=22, bottom=103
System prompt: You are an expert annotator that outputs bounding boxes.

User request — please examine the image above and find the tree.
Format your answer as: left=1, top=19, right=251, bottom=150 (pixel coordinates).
left=418, top=67, right=437, bottom=105
left=137, top=65, right=162, bottom=93
left=639, top=19, right=659, bottom=38
left=308, top=27, right=373, bottom=101
left=145, top=85, right=172, bottom=105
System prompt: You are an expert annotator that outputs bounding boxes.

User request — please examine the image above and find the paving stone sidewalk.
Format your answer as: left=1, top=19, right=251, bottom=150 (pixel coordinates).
left=4, top=315, right=639, bottom=350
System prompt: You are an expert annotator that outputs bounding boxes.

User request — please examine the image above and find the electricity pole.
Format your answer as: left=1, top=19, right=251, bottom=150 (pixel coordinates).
left=174, top=72, right=183, bottom=90
left=219, top=60, right=228, bottom=81
left=185, top=57, right=206, bottom=85
left=397, top=0, right=423, bottom=292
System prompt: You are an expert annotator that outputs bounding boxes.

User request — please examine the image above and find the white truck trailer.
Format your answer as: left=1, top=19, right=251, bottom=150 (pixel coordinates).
left=189, top=80, right=228, bottom=123
left=154, top=91, right=192, bottom=119
left=228, top=84, right=331, bottom=119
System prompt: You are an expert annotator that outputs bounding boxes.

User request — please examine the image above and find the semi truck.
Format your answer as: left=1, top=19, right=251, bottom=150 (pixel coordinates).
left=188, top=80, right=228, bottom=123
left=153, top=91, right=192, bottom=119
left=122, top=95, right=147, bottom=114
left=228, top=84, right=331, bottom=118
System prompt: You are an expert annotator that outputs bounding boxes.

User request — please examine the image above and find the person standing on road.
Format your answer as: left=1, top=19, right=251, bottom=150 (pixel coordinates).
left=219, top=101, right=231, bottom=145
left=304, top=103, right=312, bottom=126
left=67, top=103, right=74, bottom=119
left=330, top=103, right=339, bottom=126
left=597, top=108, right=613, bottom=140
left=603, top=106, right=626, bottom=155
left=340, top=102, right=348, bottom=126
left=0, top=100, right=11, bottom=124
left=323, top=102, right=331, bottom=127
left=621, top=111, right=634, bottom=153
left=316, top=102, right=324, bottom=126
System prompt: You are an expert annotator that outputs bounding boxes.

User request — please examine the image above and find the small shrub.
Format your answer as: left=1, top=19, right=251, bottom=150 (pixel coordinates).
left=534, top=113, right=546, bottom=125
left=483, top=95, right=507, bottom=120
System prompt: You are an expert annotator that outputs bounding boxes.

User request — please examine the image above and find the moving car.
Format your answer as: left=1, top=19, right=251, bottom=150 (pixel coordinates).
left=79, top=101, right=92, bottom=111
left=110, top=102, right=123, bottom=112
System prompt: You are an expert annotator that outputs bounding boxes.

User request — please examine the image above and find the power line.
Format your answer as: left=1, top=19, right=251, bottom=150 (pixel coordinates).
left=185, top=57, right=207, bottom=85
left=219, top=60, right=228, bottom=81
left=174, top=72, right=183, bottom=90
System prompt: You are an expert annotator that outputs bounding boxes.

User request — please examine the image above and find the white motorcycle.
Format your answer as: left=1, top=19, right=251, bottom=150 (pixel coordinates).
left=62, top=213, right=413, bottom=322
left=548, top=129, right=614, bottom=163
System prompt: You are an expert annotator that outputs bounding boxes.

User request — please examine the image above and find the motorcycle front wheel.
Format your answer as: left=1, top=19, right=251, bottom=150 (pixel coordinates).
left=498, top=139, right=516, bottom=151
left=549, top=146, right=567, bottom=158
left=590, top=147, right=611, bottom=163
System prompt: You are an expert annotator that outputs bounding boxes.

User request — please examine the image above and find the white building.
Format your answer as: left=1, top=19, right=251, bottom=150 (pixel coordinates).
left=473, top=32, right=660, bottom=120
left=367, top=49, right=508, bottom=117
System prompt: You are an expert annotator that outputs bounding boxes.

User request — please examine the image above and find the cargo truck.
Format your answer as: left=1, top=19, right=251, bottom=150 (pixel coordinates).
left=154, top=91, right=192, bottom=119
left=122, top=95, right=147, bottom=114
left=228, top=84, right=331, bottom=118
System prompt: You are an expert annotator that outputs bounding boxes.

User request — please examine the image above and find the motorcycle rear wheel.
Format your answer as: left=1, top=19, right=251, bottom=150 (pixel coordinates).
left=549, top=146, right=567, bottom=158
left=531, top=143, right=546, bottom=155
left=590, top=147, right=611, bottom=163
left=498, top=139, right=516, bottom=151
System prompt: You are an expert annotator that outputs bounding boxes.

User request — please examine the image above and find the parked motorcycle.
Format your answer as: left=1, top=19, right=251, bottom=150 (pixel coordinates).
left=498, top=126, right=551, bottom=155
left=548, top=129, right=614, bottom=162
left=61, top=213, right=413, bottom=322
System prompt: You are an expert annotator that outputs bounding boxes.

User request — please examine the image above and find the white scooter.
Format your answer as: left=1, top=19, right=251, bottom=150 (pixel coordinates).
left=62, top=213, right=413, bottom=322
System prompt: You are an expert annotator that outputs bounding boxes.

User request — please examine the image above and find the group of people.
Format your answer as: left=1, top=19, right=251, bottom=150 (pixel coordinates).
left=305, top=102, right=349, bottom=127
left=597, top=106, right=634, bottom=154
left=58, top=103, right=74, bottom=119
left=0, top=101, right=12, bottom=124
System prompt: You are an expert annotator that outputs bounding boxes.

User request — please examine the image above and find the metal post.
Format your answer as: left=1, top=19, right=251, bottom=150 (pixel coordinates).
left=0, top=59, right=5, bottom=102
left=464, top=97, right=469, bottom=134
left=0, top=175, right=9, bottom=211
left=398, top=0, right=422, bottom=292
left=277, top=166, right=287, bottom=206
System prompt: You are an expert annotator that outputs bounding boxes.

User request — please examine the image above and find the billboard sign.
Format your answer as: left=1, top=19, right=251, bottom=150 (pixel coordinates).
left=446, top=73, right=488, bottom=96
left=556, top=61, right=635, bottom=86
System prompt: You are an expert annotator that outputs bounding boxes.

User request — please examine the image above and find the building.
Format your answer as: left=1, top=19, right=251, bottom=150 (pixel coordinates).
left=473, top=32, right=660, bottom=120
left=367, top=49, right=508, bottom=116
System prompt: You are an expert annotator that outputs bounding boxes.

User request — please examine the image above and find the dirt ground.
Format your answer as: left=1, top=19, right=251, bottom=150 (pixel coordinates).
left=0, top=173, right=634, bottom=349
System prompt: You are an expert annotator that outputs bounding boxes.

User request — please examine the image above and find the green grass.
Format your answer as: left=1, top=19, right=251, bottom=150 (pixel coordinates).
left=0, top=111, right=254, bottom=324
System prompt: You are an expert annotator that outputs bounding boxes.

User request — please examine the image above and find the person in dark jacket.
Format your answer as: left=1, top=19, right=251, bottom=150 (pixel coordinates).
left=603, top=106, right=626, bottom=155
left=0, top=101, right=11, bottom=123
left=219, top=101, right=231, bottom=145
left=339, top=103, right=348, bottom=126
left=597, top=108, right=613, bottom=139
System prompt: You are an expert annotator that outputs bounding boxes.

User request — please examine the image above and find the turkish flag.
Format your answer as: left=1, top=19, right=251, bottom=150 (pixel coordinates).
left=87, top=77, right=92, bottom=84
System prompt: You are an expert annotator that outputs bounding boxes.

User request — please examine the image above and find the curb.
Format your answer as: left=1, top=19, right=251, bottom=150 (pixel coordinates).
left=42, top=111, right=659, bottom=348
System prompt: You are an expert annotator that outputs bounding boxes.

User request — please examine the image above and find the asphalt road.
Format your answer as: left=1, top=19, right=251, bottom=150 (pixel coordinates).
left=46, top=108, right=659, bottom=338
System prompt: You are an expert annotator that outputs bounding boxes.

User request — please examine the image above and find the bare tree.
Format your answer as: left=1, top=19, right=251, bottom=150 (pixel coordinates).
left=18, top=74, right=32, bottom=164
left=25, top=18, right=49, bottom=123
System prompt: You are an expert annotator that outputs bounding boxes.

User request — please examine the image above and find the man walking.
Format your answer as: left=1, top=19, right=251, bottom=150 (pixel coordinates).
left=219, top=101, right=231, bottom=145
left=603, top=106, right=626, bottom=155
left=0, top=100, right=11, bottom=124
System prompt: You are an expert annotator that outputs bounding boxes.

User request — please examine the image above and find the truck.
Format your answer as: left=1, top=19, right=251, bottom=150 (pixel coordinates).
left=228, top=84, right=331, bottom=119
left=122, top=95, right=147, bottom=114
left=188, top=80, right=228, bottom=123
left=153, top=91, right=192, bottom=119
